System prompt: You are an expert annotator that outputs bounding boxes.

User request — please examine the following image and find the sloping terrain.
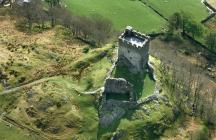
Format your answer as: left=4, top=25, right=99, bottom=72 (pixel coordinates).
left=0, top=16, right=114, bottom=140
left=0, top=18, right=85, bottom=88
left=0, top=1, right=215, bottom=138
left=150, top=37, right=216, bottom=91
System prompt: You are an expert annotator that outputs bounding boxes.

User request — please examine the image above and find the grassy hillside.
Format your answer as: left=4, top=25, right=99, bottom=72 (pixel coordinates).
left=0, top=120, right=39, bottom=140
left=63, top=0, right=166, bottom=33
left=0, top=17, right=114, bottom=139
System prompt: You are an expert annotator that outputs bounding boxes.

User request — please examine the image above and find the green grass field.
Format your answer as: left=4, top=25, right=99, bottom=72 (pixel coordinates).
left=142, top=0, right=209, bottom=22
left=63, top=0, right=209, bottom=33
left=63, top=0, right=166, bottom=33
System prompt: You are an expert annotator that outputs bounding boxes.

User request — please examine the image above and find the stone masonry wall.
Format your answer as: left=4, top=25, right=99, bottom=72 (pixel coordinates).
left=104, top=78, right=133, bottom=94
left=118, top=40, right=149, bottom=73
left=118, top=43, right=142, bottom=72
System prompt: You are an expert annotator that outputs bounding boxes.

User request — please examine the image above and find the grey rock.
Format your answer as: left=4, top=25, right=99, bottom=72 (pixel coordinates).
left=141, top=106, right=151, bottom=115
left=111, top=129, right=126, bottom=140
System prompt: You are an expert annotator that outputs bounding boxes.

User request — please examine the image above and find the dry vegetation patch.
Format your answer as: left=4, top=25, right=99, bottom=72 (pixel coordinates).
left=0, top=17, right=87, bottom=88
left=4, top=77, right=99, bottom=139
left=162, top=117, right=207, bottom=140
left=207, top=0, right=216, bottom=9
left=205, top=16, right=216, bottom=30
left=0, top=16, right=115, bottom=139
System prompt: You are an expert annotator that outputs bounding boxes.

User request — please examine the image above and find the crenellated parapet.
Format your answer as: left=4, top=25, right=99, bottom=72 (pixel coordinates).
left=119, top=26, right=150, bottom=49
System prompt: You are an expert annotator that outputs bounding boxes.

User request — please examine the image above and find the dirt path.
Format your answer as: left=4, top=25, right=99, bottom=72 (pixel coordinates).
left=0, top=75, right=104, bottom=96
left=0, top=76, right=59, bottom=95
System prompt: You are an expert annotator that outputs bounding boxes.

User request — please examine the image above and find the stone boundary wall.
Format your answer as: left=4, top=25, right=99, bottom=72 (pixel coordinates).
left=140, top=1, right=168, bottom=21
left=201, top=12, right=216, bottom=23
left=105, top=54, right=118, bottom=79
left=182, top=32, right=216, bottom=55
left=201, top=0, right=216, bottom=24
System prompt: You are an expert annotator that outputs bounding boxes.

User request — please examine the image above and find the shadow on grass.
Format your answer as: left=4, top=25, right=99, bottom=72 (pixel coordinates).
left=113, top=65, right=146, bottom=99
left=97, top=118, right=121, bottom=139
left=97, top=65, right=156, bottom=138
left=97, top=107, right=140, bottom=139
left=106, top=92, right=130, bottom=101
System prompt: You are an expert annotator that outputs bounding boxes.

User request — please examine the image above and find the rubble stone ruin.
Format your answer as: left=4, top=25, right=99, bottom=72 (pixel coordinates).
left=104, top=78, right=135, bottom=101
left=118, top=26, right=150, bottom=74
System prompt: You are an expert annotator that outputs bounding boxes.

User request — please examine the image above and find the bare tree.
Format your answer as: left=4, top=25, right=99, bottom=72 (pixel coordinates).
left=45, top=0, right=61, bottom=27
left=13, top=0, right=46, bottom=31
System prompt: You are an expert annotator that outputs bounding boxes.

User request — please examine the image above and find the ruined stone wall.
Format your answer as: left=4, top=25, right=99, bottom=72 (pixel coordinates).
left=104, top=78, right=133, bottom=94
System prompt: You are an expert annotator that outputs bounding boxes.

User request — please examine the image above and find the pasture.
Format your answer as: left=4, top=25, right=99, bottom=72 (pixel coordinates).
left=142, top=0, right=209, bottom=22
left=63, top=0, right=209, bottom=33
left=63, top=0, right=166, bottom=33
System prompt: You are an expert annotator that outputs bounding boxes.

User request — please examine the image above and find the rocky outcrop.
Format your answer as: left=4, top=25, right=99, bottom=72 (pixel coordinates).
left=111, top=129, right=127, bottom=140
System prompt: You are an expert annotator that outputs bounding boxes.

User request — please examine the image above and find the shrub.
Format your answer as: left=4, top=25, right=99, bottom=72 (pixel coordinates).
left=82, top=47, right=89, bottom=53
left=0, top=84, right=3, bottom=92
left=85, top=77, right=93, bottom=90
left=193, top=126, right=209, bottom=140
left=74, top=61, right=90, bottom=70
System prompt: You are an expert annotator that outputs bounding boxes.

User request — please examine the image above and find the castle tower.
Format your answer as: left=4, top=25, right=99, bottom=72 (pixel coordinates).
left=118, top=26, right=150, bottom=74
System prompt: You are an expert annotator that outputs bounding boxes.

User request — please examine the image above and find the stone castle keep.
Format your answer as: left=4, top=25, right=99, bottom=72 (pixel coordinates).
left=118, top=26, right=150, bottom=74
left=102, top=26, right=150, bottom=102
left=100, top=27, right=152, bottom=127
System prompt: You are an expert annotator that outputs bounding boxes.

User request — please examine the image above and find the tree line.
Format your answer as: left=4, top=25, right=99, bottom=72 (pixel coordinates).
left=10, top=0, right=115, bottom=46
left=167, top=12, right=216, bottom=53
left=159, top=62, right=216, bottom=133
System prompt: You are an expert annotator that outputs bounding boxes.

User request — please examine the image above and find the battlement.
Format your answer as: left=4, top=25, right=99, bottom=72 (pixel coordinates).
left=119, top=26, right=150, bottom=48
